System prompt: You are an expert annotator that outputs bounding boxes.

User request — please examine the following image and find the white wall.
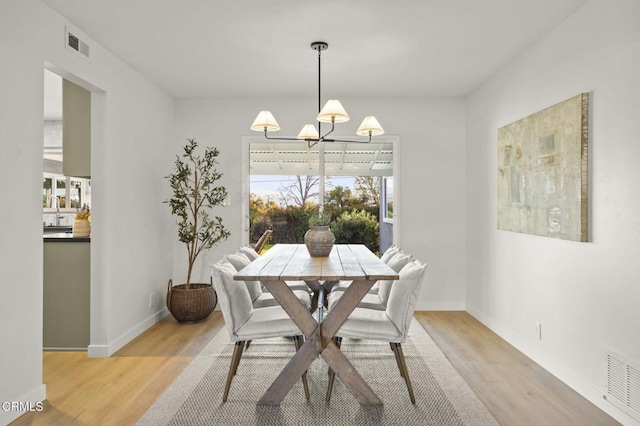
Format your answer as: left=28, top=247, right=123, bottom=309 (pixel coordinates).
left=174, top=97, right=467, bottom=310
left=0, top=1, right=174, bottom=423
left=466, top=0, right=640, bottom=423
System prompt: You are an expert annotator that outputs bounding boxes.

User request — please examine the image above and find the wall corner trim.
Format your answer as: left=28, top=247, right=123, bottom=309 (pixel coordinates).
left=0, top=384, right=46, bottom=425
left=88, top=308, right=169, bottom=358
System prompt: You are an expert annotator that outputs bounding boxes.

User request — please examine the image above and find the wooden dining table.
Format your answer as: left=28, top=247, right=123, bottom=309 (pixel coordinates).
left=234, top=243, right=399, bottom=406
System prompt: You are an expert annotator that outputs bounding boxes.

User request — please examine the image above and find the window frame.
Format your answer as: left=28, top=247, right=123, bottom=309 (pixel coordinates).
left=382, top=176, right=394, bottom=224
left=43, top=172, right=90, bottom=212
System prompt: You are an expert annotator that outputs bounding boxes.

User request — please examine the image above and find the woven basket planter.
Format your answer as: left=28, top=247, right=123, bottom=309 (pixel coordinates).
left=166, top=279, right=217, bottom=323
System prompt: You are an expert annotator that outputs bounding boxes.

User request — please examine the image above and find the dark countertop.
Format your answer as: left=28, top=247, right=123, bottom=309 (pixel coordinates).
left=43, top=226, right=73, bottom=233
left=44, top=232, right=90, bottom=242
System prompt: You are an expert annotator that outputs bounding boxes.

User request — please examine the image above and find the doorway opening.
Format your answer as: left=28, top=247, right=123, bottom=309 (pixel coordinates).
left=42, top=67, right=94, bottom=353
left=244, top=137, right=398, bottom=255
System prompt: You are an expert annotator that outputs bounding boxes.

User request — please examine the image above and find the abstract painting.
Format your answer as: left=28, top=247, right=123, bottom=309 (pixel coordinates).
left=497, top=93, right=589, bottom=242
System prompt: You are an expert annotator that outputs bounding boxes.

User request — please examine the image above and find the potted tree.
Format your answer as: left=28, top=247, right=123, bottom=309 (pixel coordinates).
left=165, top=138, right=230, bottom=322
left=304, top=210, right=335, bottom=257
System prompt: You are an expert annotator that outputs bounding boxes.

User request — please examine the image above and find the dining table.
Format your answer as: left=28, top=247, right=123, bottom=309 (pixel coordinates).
left=233, top=243, right=399, bottom=406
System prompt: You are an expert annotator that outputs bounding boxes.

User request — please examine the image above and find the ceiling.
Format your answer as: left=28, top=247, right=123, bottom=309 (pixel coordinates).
left=41, top=0, right=590, bottom=177
left=42, top=0, right=590, bottom=99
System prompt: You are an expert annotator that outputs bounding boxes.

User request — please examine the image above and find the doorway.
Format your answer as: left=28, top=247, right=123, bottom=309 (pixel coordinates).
left=243, top=136, right=399, bottom=253
left=42, top=67, right=93, bottom=352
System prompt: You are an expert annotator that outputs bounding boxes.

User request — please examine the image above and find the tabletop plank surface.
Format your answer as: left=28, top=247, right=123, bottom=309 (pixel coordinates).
left=347, top=244, right=399, bottom=280
left=234, top=244, right=398, bottom=281
left=333, top=245, right=364, bottom=278
left=281, top=246, right=322, bottom=280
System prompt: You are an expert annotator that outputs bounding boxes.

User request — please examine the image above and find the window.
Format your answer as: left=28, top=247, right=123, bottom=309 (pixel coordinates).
left=382, top=176, right=393, bottom=223
left=43, top=173, right=91, bottom=211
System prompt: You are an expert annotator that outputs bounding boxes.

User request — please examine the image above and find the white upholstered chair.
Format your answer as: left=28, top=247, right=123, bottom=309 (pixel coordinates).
left=225, top=251, right=311, bottom=308
left=327, top=248, right=413, bottom=311
left=326, top=259, right=428, bottom=403
left=328, top=245, right=401, bottom=297
left=329, top=245, right=401, bottom=295
left=211, top=259, right=310, bottom=402
left=238, top=245, right=260, bottom=261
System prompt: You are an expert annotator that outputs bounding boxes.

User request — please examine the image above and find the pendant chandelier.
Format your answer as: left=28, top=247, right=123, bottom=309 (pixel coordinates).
left=250, top=41, right=385, bottom=146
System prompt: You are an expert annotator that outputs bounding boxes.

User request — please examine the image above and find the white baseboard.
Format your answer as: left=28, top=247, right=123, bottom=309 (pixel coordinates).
left=88, top=308, right=169, bottom=358
left=467, top=307, right=640, bottom=426
left=0, top=384, right=46, bottom=426
left=43, top=347, right=87, bottom=352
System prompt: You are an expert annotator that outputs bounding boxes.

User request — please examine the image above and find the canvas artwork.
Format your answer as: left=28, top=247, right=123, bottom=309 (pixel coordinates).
left=497, top=93, right=589, bottom=242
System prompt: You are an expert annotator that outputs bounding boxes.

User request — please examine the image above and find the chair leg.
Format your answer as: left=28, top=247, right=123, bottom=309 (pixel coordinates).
left=245, top=340, right=251, bottom=350
left=293, top=335, right=311, bottom=401
left=390, top=342, right=404, bottom=377
left=393, top=343, right=416, bottom=404
left=232, top=341, right=246, bottom=376
left=223, top=341, right=245, bottom=402
left=325, top=336, right=342, bottom=402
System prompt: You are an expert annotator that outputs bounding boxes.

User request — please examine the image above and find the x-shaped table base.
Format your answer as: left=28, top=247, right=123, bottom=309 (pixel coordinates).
left=258, top=279, right=382, bottom=406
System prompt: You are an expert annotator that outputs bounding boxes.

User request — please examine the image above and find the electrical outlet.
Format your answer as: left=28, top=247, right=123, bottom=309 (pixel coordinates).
left=149, top=293, right=156, bottom=308
left=536, top=322, right=542, bottom=340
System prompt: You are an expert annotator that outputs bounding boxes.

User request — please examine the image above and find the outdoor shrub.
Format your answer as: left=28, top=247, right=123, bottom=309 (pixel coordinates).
left=331, top=209, right=380, bottom=254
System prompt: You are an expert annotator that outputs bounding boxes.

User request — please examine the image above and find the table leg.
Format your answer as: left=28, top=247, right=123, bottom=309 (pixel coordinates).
left=306, top=280, right=336, bottom=312
left=258, top=279, right=381, bottom=406
left=320, top=280, right=382, bottom=405
left=321, top=340, right=382, bottom=405
left=322, top=280, right=375, bottom=338
left=262, top=280, right=316, bottom=336
left=258, top=334, right=320, bottom=405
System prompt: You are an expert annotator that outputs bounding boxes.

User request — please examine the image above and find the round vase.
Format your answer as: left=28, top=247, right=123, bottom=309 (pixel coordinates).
left=73, top=218, right=91, bottom=237
left=304, top=225, right=335, bottom=257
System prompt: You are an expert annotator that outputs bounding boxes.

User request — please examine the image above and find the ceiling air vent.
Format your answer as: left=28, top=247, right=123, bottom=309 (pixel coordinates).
left=605, top=351, right=640, bottom=421
left=65, top=27, right=90, bottom=61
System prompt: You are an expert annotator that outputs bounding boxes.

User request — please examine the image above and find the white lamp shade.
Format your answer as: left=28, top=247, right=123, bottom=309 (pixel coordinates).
left=296, top=124, right=319, bottom=140
left=316, top=100, right=350, bottom=123
left=250, top=111, right=281, bottom=132
left=356, top=116, right=385, bottom=136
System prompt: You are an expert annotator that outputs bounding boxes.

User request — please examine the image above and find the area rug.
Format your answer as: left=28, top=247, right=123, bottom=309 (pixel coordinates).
left=138, top=319, right=497, bottom=425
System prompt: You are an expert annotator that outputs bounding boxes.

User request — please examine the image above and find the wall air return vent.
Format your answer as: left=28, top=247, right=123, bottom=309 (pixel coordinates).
left=65, top=27, right=90, bottom=61
left=605, top=351, right=640, bottom=421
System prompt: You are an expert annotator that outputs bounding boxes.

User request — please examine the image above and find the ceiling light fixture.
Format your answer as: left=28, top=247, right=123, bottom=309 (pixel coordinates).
left=250, top=41, right=385, bottom=147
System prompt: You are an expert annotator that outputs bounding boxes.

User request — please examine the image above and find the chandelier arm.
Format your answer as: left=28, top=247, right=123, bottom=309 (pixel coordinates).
left=321, top=126, right=372, bottom=144
left=323, top=136, right=372, bottom=144
left=265, top=135, right=318, bottom=142
left=262, top=128, right=323, bottom=144
left=319, top=121, right=336, bottom=140
left=263, top=132, right=307, bottom=142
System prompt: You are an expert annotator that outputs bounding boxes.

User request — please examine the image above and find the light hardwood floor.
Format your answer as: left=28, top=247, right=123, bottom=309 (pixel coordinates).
left=415, top=312, right=619, bottom=426
left=12, top=311, right=618, bottom=425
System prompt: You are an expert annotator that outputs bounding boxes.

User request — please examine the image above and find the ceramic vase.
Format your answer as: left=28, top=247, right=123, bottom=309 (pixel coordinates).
left=73, top=218, right=91, bottom=237
left=304, top=225, right=335, bottom=257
